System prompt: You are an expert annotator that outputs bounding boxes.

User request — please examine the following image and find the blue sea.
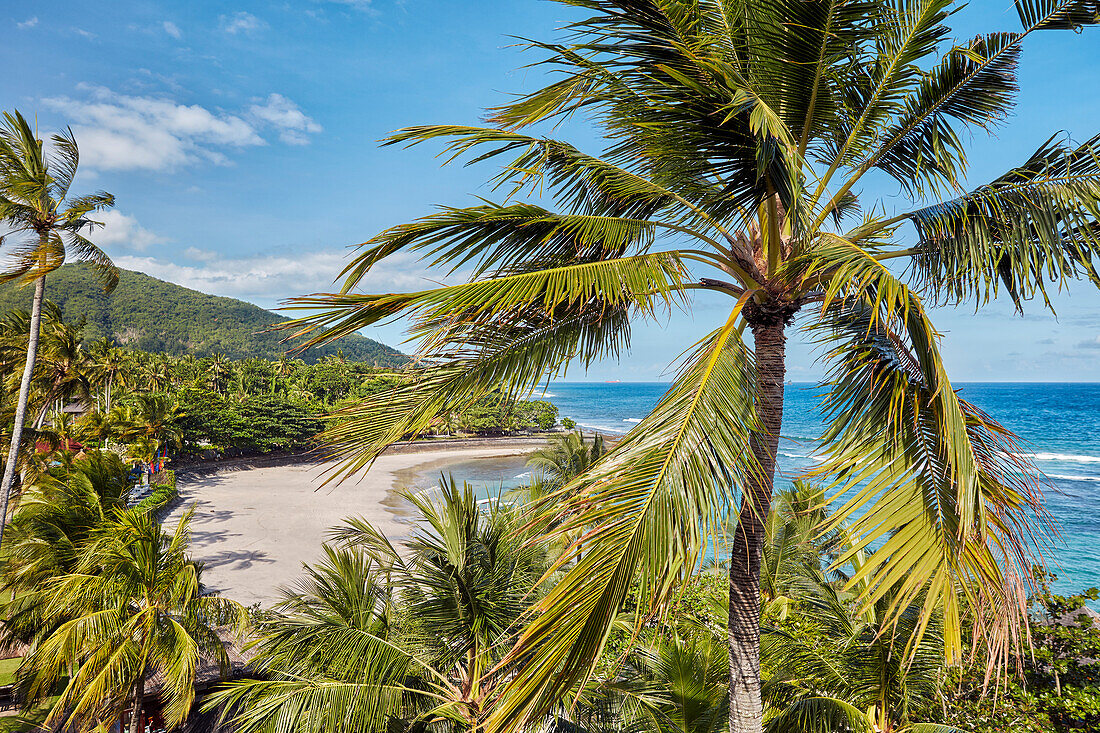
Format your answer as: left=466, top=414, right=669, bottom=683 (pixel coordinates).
left=410, top=382, right=1100, bottom=597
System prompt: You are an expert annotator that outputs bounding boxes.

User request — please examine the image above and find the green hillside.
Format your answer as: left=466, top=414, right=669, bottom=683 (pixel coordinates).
left=0, top=263, right=407, bottom=365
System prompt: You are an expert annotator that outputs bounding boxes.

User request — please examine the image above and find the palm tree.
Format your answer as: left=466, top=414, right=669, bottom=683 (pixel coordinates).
left=31, top=317, right=92, bottom=429
left=18, top=508, right=246, bottom=733
left=116, top=393, right=183, bottom=450
left=0, top=450, right=131, bottom=606
left=604, top=626, right=731, bottom=733
left=760, top=583, right=951, bottom=733
left=205, top=354, right=231, bottom=394
left=87, top=338, right=128, bottom=412
left=207, top=478, right=554, bottom=732
left=143, top=356, right=172, bottom=393
left=0, top=110, right=117, bottom=553
left=527, top=429, right=606, bottom=490
left=283, top=2, right=1100, bottom=730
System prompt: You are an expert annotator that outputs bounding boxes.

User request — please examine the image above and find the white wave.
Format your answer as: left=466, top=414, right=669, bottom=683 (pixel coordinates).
left=623, top=418, right=643, bottom=424
left=1048, top=473, right=1100, bottom=482
left=576, top=422, right=628, bottom=435
left=779, top=451, right=807, bottom=459
left=512, top=471, right=532, bottom=480
left=1020, top=452, right=1100, bottom=464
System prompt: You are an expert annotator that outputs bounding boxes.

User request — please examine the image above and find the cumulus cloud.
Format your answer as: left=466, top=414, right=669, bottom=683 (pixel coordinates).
left=248, top=94, right=322, bottom=145
left=17, top=17, right=38, bottom=30
left=42, top=86, right=319, bottom=172
left=162, top=21, right=182, bottom=39
left=220, top=11, right=266, bottom=34
left=114, top=249, right=435, bottom=304
left=1077, top=336, right=1100, bottom=349
left=93, top=211, right=165, bottom=252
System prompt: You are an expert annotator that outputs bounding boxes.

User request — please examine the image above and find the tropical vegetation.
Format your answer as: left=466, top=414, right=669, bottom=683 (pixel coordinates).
left=0, top=450, right=244, bottom=733
left=281, top=1, right=1100, bottom=730
left=0, top=306, right=565, bottom=490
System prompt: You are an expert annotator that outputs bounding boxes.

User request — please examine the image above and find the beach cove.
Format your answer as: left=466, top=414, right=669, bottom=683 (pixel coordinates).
left=162, top=439, right=544, bottom=606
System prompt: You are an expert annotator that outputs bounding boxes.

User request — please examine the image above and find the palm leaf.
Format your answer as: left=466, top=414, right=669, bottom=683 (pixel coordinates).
left=485, top=300, right=758, bottom=733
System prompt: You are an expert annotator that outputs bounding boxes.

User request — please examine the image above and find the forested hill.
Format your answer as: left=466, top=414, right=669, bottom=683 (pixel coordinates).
left=0, top=264, right=408, bottom=365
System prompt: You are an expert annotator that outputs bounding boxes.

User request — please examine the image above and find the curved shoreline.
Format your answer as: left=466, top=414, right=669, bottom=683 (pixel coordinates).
left=163, top=439, right=543, bottom=607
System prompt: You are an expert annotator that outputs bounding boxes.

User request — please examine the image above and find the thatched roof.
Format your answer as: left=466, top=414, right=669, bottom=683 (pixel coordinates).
left=145, top=628, right=251, bottom=698
left=1036, top=606, right=1100, bottom=628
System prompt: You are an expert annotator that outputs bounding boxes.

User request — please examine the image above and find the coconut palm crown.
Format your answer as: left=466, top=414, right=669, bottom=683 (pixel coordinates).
left=285, top=1, right=1100, bottom=731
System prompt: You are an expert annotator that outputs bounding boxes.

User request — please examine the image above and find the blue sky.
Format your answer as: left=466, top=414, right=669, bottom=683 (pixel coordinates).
left=3, top=0, right=1100, bottom=381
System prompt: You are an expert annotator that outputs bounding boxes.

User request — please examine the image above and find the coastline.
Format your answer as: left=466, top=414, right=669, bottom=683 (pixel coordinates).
left=163, top=438, right=544, bottom=607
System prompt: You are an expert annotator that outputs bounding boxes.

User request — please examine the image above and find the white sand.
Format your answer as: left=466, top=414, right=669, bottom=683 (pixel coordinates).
left=162, top=445, right=537, bottom=607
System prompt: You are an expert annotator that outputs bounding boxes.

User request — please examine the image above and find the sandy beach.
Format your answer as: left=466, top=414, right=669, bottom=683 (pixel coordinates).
left=162, top=441, right=542, bottom=606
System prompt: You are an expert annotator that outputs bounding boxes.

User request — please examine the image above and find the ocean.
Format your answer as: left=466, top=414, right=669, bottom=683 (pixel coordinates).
left=408, top=382, right=1100, bottom=597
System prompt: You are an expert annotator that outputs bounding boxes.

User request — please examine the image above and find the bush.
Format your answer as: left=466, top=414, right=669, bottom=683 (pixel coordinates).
left=134, top=470, right=177, bottom=514
left=177, top=389, right=321, bottom=453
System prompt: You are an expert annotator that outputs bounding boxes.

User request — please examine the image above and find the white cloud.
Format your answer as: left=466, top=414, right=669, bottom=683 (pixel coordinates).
left=114, top=249, right=440, bottom=305
left=17, top=17, right=38, bottom=30
left=93, top=211, right=165, bottom=252
left=162, top=21, right=182, bottom=39
left=72, top=28, right=96, bottom=40
left=183, top=247, right=218, bottom=262
left=41, top=86, right=324, bottom=172
left=248, top=94, right=322, bottom=145
left=219, top=11, right=266, bottom=35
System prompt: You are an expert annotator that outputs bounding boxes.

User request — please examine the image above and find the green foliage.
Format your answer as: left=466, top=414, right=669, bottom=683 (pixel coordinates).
left=275, top=0, right=1100, bottom=725
left=0, top=264, right=406, bottom=365
left=526, top=429, right=606, bottom=489
left=1, top=451, right=132, bottom=595
left=941, top=569, right=1100, bottom=733
left=441, top=394, right=560, bottom=435
left=176, top=390, right=321, bottom=453
left=133, top=471, right=177, bottom=515
left=16, top=509, right=246, bottom=732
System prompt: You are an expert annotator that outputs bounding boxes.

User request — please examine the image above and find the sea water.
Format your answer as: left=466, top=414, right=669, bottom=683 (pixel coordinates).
left=411, top=382, right=1100, bottom=597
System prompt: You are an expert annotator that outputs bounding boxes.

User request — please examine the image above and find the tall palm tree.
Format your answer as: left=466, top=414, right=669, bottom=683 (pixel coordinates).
left=87, top=338, right=128, bottom=412
left=143, top=356, right=173, bottom=393
left=17, top=509, right=246, bottom=733
left=205, top=354, right=231, bottom=394
left=284, top=3, right=1100, bottom=731
left=0, top=110, right=117, bottom=552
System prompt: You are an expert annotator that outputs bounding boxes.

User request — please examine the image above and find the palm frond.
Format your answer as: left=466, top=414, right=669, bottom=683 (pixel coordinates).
left=903, top=133, right=1100, bottom=308
left=810, top=287, right=1050, bottom=664
left=485, top=301, right=758, bottom=733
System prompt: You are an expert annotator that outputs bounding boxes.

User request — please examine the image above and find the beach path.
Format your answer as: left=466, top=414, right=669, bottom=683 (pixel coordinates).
left=162, top=444, right=538, bottom=607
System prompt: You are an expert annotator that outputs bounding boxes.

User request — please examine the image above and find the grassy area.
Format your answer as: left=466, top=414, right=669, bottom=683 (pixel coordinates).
left=0, top=658, right=20, bottom=686
left=134, top=470, right=178, bottom=514
left=0, top=700, right=56, bottom=733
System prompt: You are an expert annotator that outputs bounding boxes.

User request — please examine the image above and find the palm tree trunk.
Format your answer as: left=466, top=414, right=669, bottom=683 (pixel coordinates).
left=128, top=677, right=144, bottom=733
left=728, top=319, right=787, bottom=733
left=0, top=275, right=46, bottom=551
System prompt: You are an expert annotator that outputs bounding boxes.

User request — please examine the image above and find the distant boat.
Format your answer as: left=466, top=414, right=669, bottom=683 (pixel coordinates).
left=604, top=380, right=622, bottom=383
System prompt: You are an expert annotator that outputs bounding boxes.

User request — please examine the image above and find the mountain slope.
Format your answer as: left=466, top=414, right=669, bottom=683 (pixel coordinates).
left=0, top=264, right=407, bottom=365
